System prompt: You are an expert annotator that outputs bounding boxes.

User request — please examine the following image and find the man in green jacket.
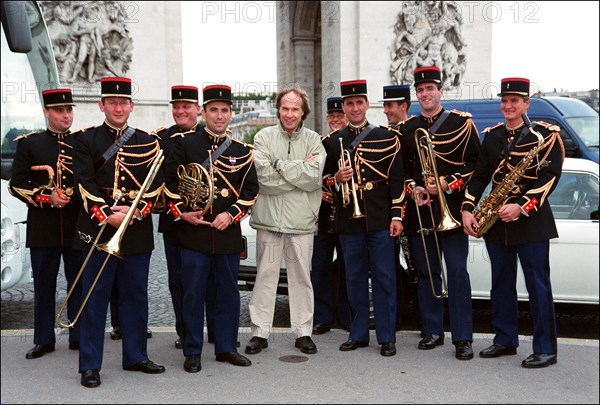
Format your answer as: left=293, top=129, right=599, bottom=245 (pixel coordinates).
left=246, top=83, right=326, bottom=355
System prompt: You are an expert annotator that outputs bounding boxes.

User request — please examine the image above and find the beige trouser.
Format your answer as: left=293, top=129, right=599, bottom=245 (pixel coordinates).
left=249, top=230, right=314, bottom=339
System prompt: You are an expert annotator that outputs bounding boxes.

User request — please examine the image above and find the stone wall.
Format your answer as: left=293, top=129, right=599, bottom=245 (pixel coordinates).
left=278, top=1, right=493, bottom=130
left=39, top=1, right=182, bottom=132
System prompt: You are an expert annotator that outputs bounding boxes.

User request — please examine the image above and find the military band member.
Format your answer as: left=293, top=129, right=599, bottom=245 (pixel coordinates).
left=379, top=85, right=423, bottom=336
left=461, top=77, right=564, bottom=368
left=381, top=84, right=412, bottom=128
left=9, top=88, right=83, bottom=359
left=323, top=80, right=404, bottom=357
left=311, top=97, right=351, bottom=335
left=400, top=66, right=480, bottom=360
left=153, top=85, right=204, bottom=350
left=163, top=84, right=258, bottom=372
left=73, top=77, right=165, bottom=388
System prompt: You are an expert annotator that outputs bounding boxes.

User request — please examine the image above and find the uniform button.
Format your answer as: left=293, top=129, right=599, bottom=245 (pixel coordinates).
left=120, top=157, right=125, bottom=161
left=121, top=176, right=126, bottom=181
left=61, top=149, right=65, bottom=153
left=120, top=148, right=124, bottom=152
left=361, top=169, right=365, bottom=173
left=62, top=176, right=66, bottom=179
left=121, top=187, right=127, bottom=192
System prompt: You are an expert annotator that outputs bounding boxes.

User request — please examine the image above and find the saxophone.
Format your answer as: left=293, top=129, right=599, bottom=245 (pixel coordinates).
left=473, top=114, right=545, bottom=237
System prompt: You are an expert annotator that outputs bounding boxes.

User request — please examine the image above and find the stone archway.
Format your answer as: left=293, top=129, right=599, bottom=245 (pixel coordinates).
left=277, top=1, right=323, bottom=133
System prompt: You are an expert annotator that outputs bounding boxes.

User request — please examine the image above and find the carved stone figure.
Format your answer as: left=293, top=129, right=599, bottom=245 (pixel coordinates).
left=39, top=1, right=134, bottom=84
left=390, top=1, right=467, bottom=89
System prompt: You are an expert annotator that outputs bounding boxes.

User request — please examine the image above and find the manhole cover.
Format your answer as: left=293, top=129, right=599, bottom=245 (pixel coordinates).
left=279, top=355, right=308, bottom=363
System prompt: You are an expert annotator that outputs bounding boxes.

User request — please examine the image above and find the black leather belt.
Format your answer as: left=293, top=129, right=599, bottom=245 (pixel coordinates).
left=354, top=180, right=388, bottom=191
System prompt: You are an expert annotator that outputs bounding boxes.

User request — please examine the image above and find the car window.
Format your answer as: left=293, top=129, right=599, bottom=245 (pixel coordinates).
left=548, top=171, right=600, bottom=220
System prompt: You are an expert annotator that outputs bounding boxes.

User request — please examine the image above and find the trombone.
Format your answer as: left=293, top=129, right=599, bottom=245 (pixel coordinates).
left=338, top=137, right=364, bottom=219
left=55, top=150, right=164, bottom=328
left=410, top=128, right=461, bottom=299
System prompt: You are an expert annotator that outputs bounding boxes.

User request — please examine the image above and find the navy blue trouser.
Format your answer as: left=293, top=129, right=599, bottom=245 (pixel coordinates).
left=410, top=228, right=473, bottom=343
left=79, top=252, right=151, bottom=372
left=31, top=247, right=82, bottom=345
left=180, top=248, right=239, bottom=355
left=486, top=240, right=557, bottom=354
left=163, top=233, right=184, bottom=338
left=311, top=231, right=351, bottom=327
left=340, top=230, right=397, bottom=344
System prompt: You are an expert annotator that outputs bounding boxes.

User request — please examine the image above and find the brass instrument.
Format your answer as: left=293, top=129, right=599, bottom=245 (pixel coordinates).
left=55, top=150, right=164, bottom=328
left=409, top=181, right=447, bottom=298
left=338, top=137, right=364, bottom=219
left=177, top=161, right=214, bottom=215
left=472, top=113, right=545, bottom=237
left=410, top=127, right=461, bottom=299
left=415, top=128, right=461, bottom=232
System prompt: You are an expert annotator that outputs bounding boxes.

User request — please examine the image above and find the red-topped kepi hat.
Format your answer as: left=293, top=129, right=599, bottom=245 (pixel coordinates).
left=100, top=77, right=132, bottom=98
left=497, top=77, right=530, bottom=97
left=340, top=80, right=368, bottom=99
left=170, top=85, right=199, bottom=103
left=42, top=88, right=75, bottom=108
left=202, top=84, right=232, bottom=105
left=413, top=66, right=441, bottom=86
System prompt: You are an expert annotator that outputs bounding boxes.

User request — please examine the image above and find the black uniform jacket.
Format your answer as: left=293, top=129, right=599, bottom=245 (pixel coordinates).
left=72, top=122, right=163, bottom=255
left=399, top=110, right=481, bottom=235
left=9, top=128, right=86, bottom=247
left=163, top=127, right=258, bottom=255
left=323, top=122, right=404, bottom=234
left=153, top=123, right=203, bottom=233
left=462, top=121, right=565, bottom=245
left=316, top=131, right=337, bottom=233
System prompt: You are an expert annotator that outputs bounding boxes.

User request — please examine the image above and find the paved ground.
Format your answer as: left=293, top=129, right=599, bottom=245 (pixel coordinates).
left=1, top=328, right=598, bottom=404
left=2, top=217, right=599, bottom=403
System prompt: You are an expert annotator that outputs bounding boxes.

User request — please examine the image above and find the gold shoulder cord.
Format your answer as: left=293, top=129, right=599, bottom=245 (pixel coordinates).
left=115, top=140, right=161, bottom=189
left=432, top=120, right=474, bottom=166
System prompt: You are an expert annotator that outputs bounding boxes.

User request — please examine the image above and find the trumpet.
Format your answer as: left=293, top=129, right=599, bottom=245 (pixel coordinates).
left=55, top=150, right=164, bottom=328
left=338, top=137, right=364, bottom=219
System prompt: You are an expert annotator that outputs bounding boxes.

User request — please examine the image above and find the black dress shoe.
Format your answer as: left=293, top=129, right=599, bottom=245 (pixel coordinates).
left=25, top=344, right=55, bottom=359
left=380, top=342, right=397, bottom=357
left=175, top=337, right=183, bottom=349
left=110, top=326, right=122, bottom=340
left=339, top=339, right=369, bottom=351
left=123, top=359, right=166, bottom=374
left=69, top=341, right=80, bottom=350
left=455, top=340, right=474, bottom=360
left=479, top=344, right=517, bottom=358
left=295, top=336, right=317, bottom=354
left=312, top=324, right=331, bottom=335
left=418, top=334, right=444, bottom=350
left=216, top=352, right=252, bottom=366
left=184, top=355, right=202, bottom=373
left=146, top=328, right=153, bottom=339
left=245, top=337, right=268, bottom=354
left=521, top=353, right=557, bottom=368
left=81, top=369, right=101, bottom=388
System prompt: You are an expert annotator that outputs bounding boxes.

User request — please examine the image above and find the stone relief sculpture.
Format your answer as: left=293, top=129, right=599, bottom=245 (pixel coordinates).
left=39, top=1, right=133, bottom=84
left=390, top=1, right=467, bottom=89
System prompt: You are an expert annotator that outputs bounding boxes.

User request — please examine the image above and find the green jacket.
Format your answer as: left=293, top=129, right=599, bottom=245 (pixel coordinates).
left=249, top=122, right=326, bottom=234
